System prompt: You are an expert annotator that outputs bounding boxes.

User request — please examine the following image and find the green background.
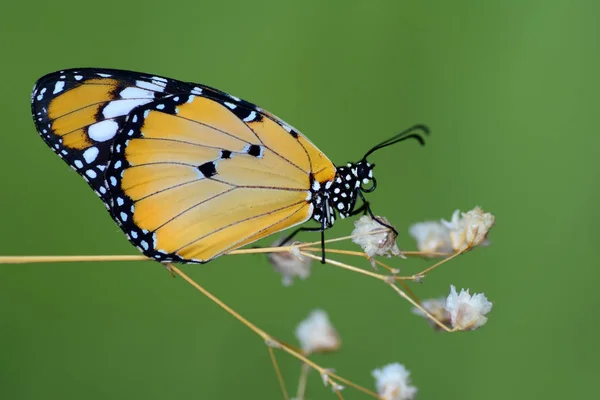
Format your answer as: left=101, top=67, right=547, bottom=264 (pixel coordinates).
left=1, top=0, right=598, bottom=398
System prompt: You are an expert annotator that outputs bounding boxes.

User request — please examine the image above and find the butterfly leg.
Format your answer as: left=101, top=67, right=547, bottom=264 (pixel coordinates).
left=356, top=192, right=399, bottom=236
left=349, top=202, right=369, bottom=216
left=278, top=225, right=327, bottom=264
left=319, top=201, right=329, bottom=263
left=279, top=226, right=323, bottom=246
left=276, top=204, right=328, bottom=263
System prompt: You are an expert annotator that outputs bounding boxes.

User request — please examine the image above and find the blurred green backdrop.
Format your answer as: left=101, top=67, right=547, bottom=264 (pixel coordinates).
left=1, top=0, right=598, bottom=399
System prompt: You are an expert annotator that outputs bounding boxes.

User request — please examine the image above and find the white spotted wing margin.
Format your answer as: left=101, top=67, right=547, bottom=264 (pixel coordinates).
left=30, top=68, right=194, bottom=204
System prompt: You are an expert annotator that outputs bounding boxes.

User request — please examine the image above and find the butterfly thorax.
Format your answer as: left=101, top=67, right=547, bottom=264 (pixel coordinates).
left=309, top=160, right=374, bottom=229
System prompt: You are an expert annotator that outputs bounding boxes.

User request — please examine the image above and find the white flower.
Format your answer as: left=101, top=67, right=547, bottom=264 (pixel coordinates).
left=411, top=297, right=451, bottom=330
left=372, top=363, right=417, bottom=400
left=408, top=221, right=453, bottom=255
left=295, top=309, right=340, bottom=354
left=445, top=285, right=493, bottom=331
left=267, top=237, right=312, bottom=286
left=352, top=216, right=403, bottom=260
left=442, top=206, right=495, bottom=252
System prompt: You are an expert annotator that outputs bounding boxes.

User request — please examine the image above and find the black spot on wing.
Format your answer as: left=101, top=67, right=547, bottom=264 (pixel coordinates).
left=198, top=162, right=217, bottom=178
left=246, top=144, right=262, bottom=157
left=221, top=150, right=232, bottom=159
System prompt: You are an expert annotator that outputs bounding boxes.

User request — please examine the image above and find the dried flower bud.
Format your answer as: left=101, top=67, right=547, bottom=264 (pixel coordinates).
left=321, top=368, right=336, bottom=386
left=442, top=206, right=495, bottom=252
left=411, top=298, right=451, bottom=331
left=372, top=363, right=417, bottom=400
left=408, top=221, right=453, bottom=256
left=445, top=285, right=493, bottom=331
left=331, top=382, right=345, bottom=392
left=352, top=216, right=404, bottom=261
left=268, top=237, right=312, bottom=286
left=295, top=310, right=341, bottom=354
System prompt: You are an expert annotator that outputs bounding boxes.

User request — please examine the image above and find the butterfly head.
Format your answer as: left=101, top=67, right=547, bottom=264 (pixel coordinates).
left=328, top=160, right=375, bottom=217
left=310, top=124, right=430, bottom=228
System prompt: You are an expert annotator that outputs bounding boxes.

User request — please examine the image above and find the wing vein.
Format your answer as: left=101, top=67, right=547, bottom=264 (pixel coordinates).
left=152, top=188, right=237, bottom=232
left=47, top=97, right=155, bottom=122
left=133, top=178, right=212, bottom=202
left=210, top=178, right=308, bottom=192
left=173, top=200, right=307, bottom=253
left=218, top=203, right=309, bottom=256
left=174, top=113, right=252, bottom=146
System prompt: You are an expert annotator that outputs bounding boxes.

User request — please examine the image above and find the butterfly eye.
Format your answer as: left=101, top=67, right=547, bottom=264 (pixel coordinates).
left=361, top=176, right=377, bottom=193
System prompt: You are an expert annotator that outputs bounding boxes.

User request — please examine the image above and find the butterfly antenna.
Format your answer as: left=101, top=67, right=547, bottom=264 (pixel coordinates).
left=362, top=124, right=430, bottom=160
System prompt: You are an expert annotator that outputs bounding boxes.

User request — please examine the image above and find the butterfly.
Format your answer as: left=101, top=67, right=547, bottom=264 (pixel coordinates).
left=31, top=68, right=428, bottom=264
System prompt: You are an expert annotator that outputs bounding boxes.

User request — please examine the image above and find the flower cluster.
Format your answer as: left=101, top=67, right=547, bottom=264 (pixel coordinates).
left=372, top=362, right=418, bottom=400
left=267, top=238, right=312, bottom=286
left=413, top=286, right=493, bottom=331
left=265, top=205, right=496, bottom=398
left=294, top=309, right=417, bottom=398
left=295, top=309, right=341, bottom=354
left=410, top=206, right=495, bottom=254
left=351, top=215, right=404, bottom=259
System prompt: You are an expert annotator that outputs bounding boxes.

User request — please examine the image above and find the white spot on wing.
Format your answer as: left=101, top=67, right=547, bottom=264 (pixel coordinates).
left=243, top=111, right=256, bottom=122
left=83, top=146, right=99, bottom=163
left=36, top=87, right=47, bottom=101
left=103, top=99, right=151, bottom=118
left=88, top=120, right=119, bottom=142
left=136, top=80, right=164, bottom=92
left=53, top=81, right=65, bottom=94
left=120, top=87, right=155, bottom=99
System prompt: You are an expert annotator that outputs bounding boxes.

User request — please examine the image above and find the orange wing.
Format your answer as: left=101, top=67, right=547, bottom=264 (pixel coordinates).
left=32, top=68, right=337, bottom=263
left=31, top=69, right=192, bottom=203
left=106, top=93, right=335, bottom=263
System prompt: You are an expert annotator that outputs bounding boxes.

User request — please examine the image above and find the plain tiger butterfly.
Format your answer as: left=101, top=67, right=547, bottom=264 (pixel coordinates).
left=31, top=68, right=428, bottom=263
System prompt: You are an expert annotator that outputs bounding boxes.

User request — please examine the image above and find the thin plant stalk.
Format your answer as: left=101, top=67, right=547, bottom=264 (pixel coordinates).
left=268, top=346, right=289, bottom=400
